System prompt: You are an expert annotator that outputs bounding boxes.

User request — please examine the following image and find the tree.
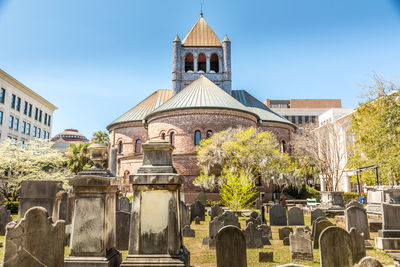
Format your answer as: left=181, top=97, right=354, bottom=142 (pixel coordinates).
left=91, top=131, right=109, bottom=145
left=0, top=139, right=71, bottom=201
left=66, top=142, right=93, bottom=175
left=347, top=76, right=400, bottom=185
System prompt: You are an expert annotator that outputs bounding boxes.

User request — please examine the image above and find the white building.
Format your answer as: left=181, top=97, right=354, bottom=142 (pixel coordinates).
left=0, top=69, right=57, bottom=144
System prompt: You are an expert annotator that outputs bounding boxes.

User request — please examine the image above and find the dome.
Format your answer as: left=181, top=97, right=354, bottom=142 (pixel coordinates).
left=51, top=129, right=89, bottom=143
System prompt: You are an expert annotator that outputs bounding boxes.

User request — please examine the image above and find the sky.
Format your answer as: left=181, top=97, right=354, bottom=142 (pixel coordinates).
left=0, top=0, right=400, bottom=138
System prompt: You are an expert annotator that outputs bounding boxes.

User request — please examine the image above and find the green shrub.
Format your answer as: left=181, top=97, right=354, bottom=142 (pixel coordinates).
left=343, top=192, right=365, bottom=204
left=299, top=185, right=321, bottom=201
left=5, top=201, right=19, bottom=214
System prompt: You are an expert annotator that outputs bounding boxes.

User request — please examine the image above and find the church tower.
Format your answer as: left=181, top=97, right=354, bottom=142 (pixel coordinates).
left=172, top=14, right=232, bottom=95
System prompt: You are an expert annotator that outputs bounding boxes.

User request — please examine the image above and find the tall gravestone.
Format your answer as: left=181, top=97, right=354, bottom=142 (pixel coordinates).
left=290, top=227, right=313, bottom=262
left=0, top=205, right=12, bottom=235
left=319, top=226, right=353, bottom=267
left=242, top=222, right=263, bottom=249
left=375, top=203, right=400, bottom=249
left=3, top=207, right=65, bottom=267
left=349, top=227, right=366, bottom=264
left=288, top=207, right=305, bottom=226
left=269, top=203, right=287, bottom=226
left=313, top=219, right=334, bottom=249
left=116, top=210, right=131, bottom=250
left=209, top=211, right=240, bottom=248
left=65, top=143, right=121, bottom=267
left=181, top=201, right=190, bottom=228
left=190, top=200, right=205, bottom=222
left=121, top=140, right=189, bottom=267
left=346, top=205, right=370, bottom=239
left=311, top=208, right=326, bottom=225
left=216, top=225, right=247, bottom=267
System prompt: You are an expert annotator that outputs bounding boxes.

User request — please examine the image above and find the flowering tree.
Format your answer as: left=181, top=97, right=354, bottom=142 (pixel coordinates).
left=0, top=139, right=71, bottom=201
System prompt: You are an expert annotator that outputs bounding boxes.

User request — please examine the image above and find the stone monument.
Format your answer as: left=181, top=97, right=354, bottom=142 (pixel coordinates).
left=269, top=203, right=287, bottom=226
left=216, top=225, right=247, bottom=267
left=319, top=226, right=353, bottom=267
left=288, top=207, right=305, bottom=226
left=366, top=185, right=400, bottom=214
left=375, top=203, right=400, bottom=249
left=345, top=205, right=370, bottom=239
left=289, top=227, right=313, bottom=262
left=320, top=191, right=345, bottom=210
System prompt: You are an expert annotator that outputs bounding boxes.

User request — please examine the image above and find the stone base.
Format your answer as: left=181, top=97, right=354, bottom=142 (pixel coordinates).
left=64, top=249, right=122, bottom=267
left=121, top=254, right=187, bottom=267
left=375, top=237, right=400, bottom=250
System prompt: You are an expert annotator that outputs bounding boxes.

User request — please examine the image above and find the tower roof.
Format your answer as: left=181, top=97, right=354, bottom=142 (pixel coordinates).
left=181, top=15, right=222, bottom=47
left=146, top=76, right=257, bottom=119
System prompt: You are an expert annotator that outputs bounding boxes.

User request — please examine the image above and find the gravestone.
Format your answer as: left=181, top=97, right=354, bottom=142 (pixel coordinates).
left=0, top=205, right=12, bottom=235
left=288, top=207, right=305, bottom=226
left=181, top=201, right=190, bottom=228
left=356, top=256, right=383, bottom=267
left=259, top=224, right=272, bottom=240
left=116, top=210, right=131, bottom=250
left=216, top=225, right=247, bottom=267
left=375, top=203, right=400, bottom=249
left=119, top=196, right=130, bottom=212
left=346, top=200, right=363, bottom=209
left=195, top=216, right=201, bottom=225
left=210, top=204, right=223, bottom=221
left=269, top=203, right=287, bottom=226
left=320, top=191, right=345, bottom=210
left=109, top=147, right=117, bottom=176
left=246, top=216, right=261, bottom=227
left=313, top=219, right=334, bottom=249
left=346, top=205, right=370, bottom=239
left=260, top=205, right=266, bottom=224
left=255, top=198, right=262, bottom=209
left=283, top=237, right=290, bottom=246
left=311, top=208, right=326, bottom=225
left=319, top=226, right=353, bottom=267
left=279, top=226, right=293, bottom=240
left=182, top=225, right=195, bottom=237
left=3, top=207, right=65, bottom=267
left=209, top=211, right=240, bottom=248
left=290, top=227, right=313, bottom=262
left=190, top=200, right=205, bottom=222
left=349, top=227, right=366, bottom=264
left=197, top=191, right=206, bottom=205
left=366, top=186, right=400, bottom=214
left=259, top=251, right=273, bottom=262
left=311, top=216, right=326, bottom=240
left=242, top=222, right=263, bottom=249
left=52, top=190, right=69, bottom=223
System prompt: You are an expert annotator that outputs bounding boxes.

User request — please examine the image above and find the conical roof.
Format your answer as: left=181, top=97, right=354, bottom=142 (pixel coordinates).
left=107, top=89, right=172, bottom=129
left=146, top=76, right=258, bottom=119
left=181, top=15, right=222, bottom=47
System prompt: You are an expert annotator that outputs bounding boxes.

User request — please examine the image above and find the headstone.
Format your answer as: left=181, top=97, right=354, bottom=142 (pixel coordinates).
left=216, top=225, right=247, bottom=267
left=195, top=216, right=201, bottom=225
left=346, top=205, right=370, bottom=239
left=320, top=191, right=345, bottom=210
left=209, top=211, right=240, bottom=248
left=259, top=251, right=273, bottom=262
left=260, top=205, right=266, bottom=224
left=311, top=208, right=326, bottom=225
left=319, top=226, right=353, bottom=267
left=356, top=256, right=383, bottom=267
left=288, top=207, right=305, bottom=226
left=313, top=219, right=334, bottom=249
left=242, top=222, right=263, bottom=249
left=181, top=201, right=190, bottom=228
left=283, top=237, right=290, bottom=246
left=116, top=210, right=131, bottom=250
left=269, top=203, right=287, bottom=226
left=346, top=200, right=363, bottom=209
left=349, top=227, right=366, bottom=264
left=311, top=216, right=326, bottom=240
left=255, top=198, right=262, bottom=209
left=119, top=196, right=130, bottom=212
left=109, top=147, right=117, bottom=176
left=190, top=200, right=205, bottom=222
left=3, top=207, right=65, bottom=267
left=202, top=237, right=209, bottom=245
left=0, top=205, right=12, bottom=235
left=375, top=203, right=400, bottom=249
left=246, top=215, right=261, bottom=227
left=52, top=190, right=69, bottom=223
left=250, top=211, right=258, bottom=219
left=290, top=227, right=313, bottom=262
left=279, top=226, right=293, bottom=240
left=210, top=204, right=223, bottom=221
left=259, top=224, right=272, bottom=240
left=182, top=225, right=195, bottom=237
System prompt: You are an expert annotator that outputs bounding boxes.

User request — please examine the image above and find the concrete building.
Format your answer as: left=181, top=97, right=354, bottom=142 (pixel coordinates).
left=0, top=69, right=57, bottom=144
left=51, top=129, right=89, bottom=153
left=264, top=99, right=342, bottom=127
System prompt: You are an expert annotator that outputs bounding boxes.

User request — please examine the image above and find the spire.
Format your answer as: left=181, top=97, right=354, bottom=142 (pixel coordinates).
left=200, top=0, right=203, bottom=17
left=223, top=35, right=230, bottom=42
left=173, top=35, right=181, bottom=42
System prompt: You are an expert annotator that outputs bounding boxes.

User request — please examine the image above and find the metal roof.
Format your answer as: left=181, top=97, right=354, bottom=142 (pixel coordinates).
left=107, top=89, right=172, bottom=129
left=146, top=76, right=258, bottom=119
left=181, top=15, right=222, bottom=47
left=232, top=90, right=294, bottom=126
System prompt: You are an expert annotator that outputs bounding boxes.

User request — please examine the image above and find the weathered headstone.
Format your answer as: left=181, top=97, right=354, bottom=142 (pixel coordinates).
left=210, top=204, right=223, bottom=221
left=279, top=226, right=293, bottom=240
left=313, top=219, right=334, bottom=249
left=260, top=205, right=266, bottom=224
left=346, top=200, right=363, bottom=209
left=375, top=203, right=400, bottom=250
left=259, top=251, right=273, bottom=262
left=356, top=256, right=383, bottom=267
left=52, top=190, right=69, bottom=223
left=119, top=196, right=130, bottom=212
left=290, top=227, right=313, bottom=262
left=182, top=225, right=195, bottom=237
left=311, top=216, right=326, bottom=240
left=319, top=226, right=353, bottom=267
left=346, top=205, right=370, bottom=239
left=195, top=216, right=201, bottom=225
left=190, top=200, right=205, bottom=222
left=116, top=210, right=131, bottom=250
left=311, top=208, right=326, bottom=225
left=288, top=207, right=305, bottom=226
left=0, top=205, right=12, bottom=235
left=242, top=222, right=263, bottom=249
left=209, top=211, right=240, bottom=248
left=259, top=224, right=272, bottom=240
left=3, top=207, right=65, bottom=267
left=269, top=203, right=287, bottom=226
left=283, top=237, right=290, bottom=246
left=181, top=201, right=190, bottom=228
left=349, top=227, right=366, bottom=264
left=246, top=215, right=261, bottom=227
left=216, top=225, right=247, bottom=267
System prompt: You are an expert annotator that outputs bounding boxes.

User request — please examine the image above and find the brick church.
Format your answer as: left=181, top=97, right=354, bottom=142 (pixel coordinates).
left=107, top=14, right=295, bottom=201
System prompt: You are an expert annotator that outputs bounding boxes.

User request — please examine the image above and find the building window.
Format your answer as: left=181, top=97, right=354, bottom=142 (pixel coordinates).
left=185, top=53, right=194, bottom=72
left=197, top=53, right=206, bottom=72
left=22, top=121, right=26, bottom=133
left=284, top=116, right=289, bottom=120
left=48, top=115, right=51, bottom=126
left=39, top=110, right=42, bottom=122
left=43, top=130, right=46, bottom=139
left=0, top=88, right=5, bottom=103
left=33, top=126, right=37, bottom=137
left=194, top=130, right=201, bottom=146
left=170, top=132, right=175, bottom=146
left=46, top=132, right=50, bottom=139
left=305, top=116, right=309, bottom=123
left=311, top=116, right=316, bottom=123
left=291, top=116, right=296, bottom=124
left=28, top=104, right=32, bottom=117
left=0, top=111, right=2, bottom=125
left=35, top=108, right=38, bottom=120
left=16, top=97, right=21, bottom=111
left=298, top=116, right=303, bottom=124
left=11, top=94, right=16, bottom=109
left=206, top=130, right=213, bottom=138
left=281, top=140, right=287, bottom=153
left=44, top=113, right=48, bottom=125
left=26, top=123, right=31, bottom=135
left=9, top=115, right=14, bottom=129
left=14, top=118, right=19, bottom=131
left=37, top=128, right=41, bottom=138
left=23, top=101, right=28, bottom=115
left=210, top=53, right=219, bottom=73
left=135, top=139, right=142, bottom=153
left=161, top=132, right=166, bottom=140
left=118, top=141, right=123, bottom=153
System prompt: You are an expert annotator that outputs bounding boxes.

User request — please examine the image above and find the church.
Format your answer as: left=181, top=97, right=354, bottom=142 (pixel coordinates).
left=107, top=14, right=295, bottom=201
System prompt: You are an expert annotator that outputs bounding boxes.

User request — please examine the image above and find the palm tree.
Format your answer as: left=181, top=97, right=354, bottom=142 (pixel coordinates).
left=91, top=131, right=109, bottom=145
left=67, top=143, right=93, bottom=174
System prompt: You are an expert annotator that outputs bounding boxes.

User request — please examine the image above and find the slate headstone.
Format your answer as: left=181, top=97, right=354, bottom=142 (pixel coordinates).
left=290, top=227, right=313, bottom=262
left=216, top=225, right=247, bottom=267
left=0, top=205, right=12, bottom=235
left=190, top=200, right=205, bottom=222
left=260, top=205, right=266, bottom=224
left=288, top=207, right=305, bottom=226
left=356, top=256, right=383, bottom=267
left=269, top=203, right=287, bottom=226
left=346, top=205, right=370, bottom=239
left=349, top=227, right=366, bottom=264
left=242, top=222, right=263, bottom=249
left=209, top=211, right=240, bottom=248
left=259, top=251, right=273, bottom=262
left=195, top=216, right=201, bottom=225
left=319, top=226, right=353, bottom=267
left=246, top=216, right=261, bottom=227
left=119, top=196, right=130, bottom=212
left=116, top=210, right=130, bottom=250
left=197, top=191, right=206, bottom=205
left=279, top=226, right=293, bottom=240
left=311, top=216, right=327, bottom=240
left=182, top=225, right=195, bottom=237
left=313, top=219, right=334, bottom=249
left=211, top=204, right=223, bottom=221
left=311, top=208, right=326, bottom=225
left=259, top=224, right=272, bottom=240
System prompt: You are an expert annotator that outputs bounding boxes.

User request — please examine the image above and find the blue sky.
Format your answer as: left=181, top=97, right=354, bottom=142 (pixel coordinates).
left=1, top=0, right=400, bottom=138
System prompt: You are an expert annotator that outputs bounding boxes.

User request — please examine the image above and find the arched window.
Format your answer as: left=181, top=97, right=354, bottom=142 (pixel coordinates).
left=197, top=53, right=206, bottom=72
left=194, top=130, right=201, bottom=146
left=170, top=132, right=175, bottom=146
left=185, top=53, right=194, bottom=72
left=161, top=132, right=166, bottom=140
left=280, top=140, right=287, bottom=153
left=206, top=130, right=213, bottom=138
left=210, top=53, right=219, bottom=73
left=135, top=139, right=142, bottom=153
left=118, top=141, right=123, bottom=154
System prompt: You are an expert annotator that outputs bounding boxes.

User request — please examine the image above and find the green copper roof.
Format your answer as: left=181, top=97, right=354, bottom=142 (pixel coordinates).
left=232, top=90, right=294, bottom=126
left=146, top=76, right=258, bottom=120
